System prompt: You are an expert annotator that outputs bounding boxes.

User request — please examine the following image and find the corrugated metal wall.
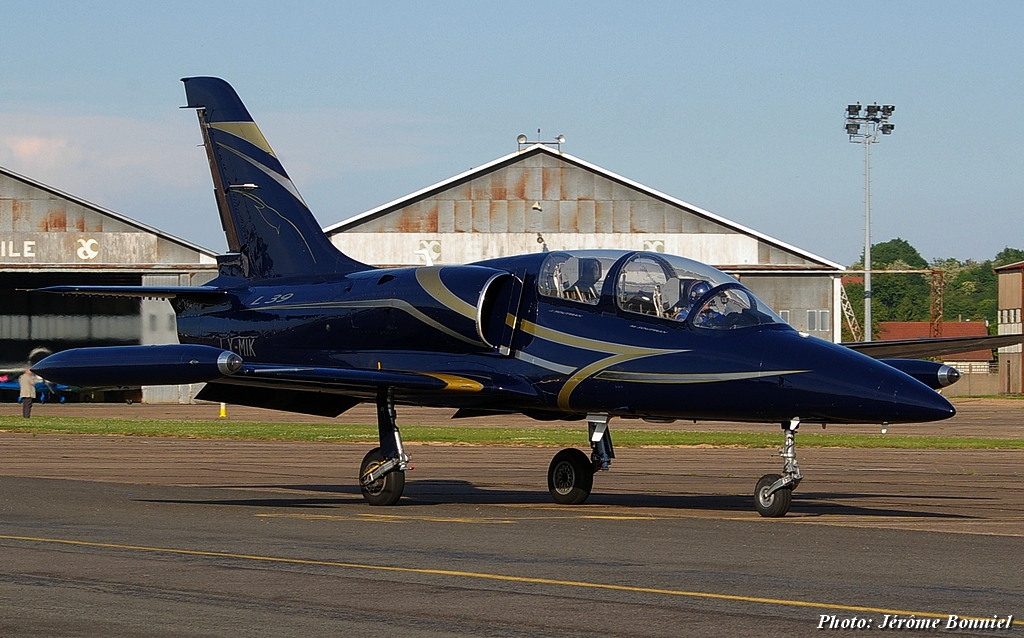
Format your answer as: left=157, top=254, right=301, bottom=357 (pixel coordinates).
left=328, top=149, right=841, bottom=339
left=350, top=153, right=744, bottom=233
left=332, top=152, right=819, bottom=268
left=0, top=171, right=214, bottom=266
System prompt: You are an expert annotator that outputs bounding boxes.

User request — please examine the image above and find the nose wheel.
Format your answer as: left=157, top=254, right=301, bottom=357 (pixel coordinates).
left=755, top=473, right=791, bottom=517
left=754, top=418, right=802, bottom=518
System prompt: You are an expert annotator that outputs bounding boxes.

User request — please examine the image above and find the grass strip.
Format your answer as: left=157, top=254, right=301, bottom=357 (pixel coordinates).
left=1, top=415, right=1023, bottom=450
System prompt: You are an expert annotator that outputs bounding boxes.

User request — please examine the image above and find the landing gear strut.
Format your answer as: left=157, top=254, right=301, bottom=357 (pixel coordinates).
left=547, top=413, right=611, bottom=505
left=359, top=388, right=409, bottom=506
left=754, top=418, right=802, bottom=518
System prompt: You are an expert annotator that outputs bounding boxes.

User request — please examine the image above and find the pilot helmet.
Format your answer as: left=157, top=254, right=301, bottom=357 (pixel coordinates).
left=688, top=281, right=711, bottom=304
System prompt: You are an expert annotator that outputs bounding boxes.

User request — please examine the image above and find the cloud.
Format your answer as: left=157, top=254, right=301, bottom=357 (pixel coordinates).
left=0, top=112, right=207, bottom=204
left=5, top=135, right=79, bottom=169
left=0, top=107, right=441, bottom=202
left=0, top=106, right=445, bottom=250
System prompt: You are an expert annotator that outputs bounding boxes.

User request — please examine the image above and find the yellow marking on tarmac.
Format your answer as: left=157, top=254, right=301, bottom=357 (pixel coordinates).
left=0, top=533, right=998, bottom=623
left=258, top=513, right=515, bottom=524
left=255, top=513, right=658, bottom=524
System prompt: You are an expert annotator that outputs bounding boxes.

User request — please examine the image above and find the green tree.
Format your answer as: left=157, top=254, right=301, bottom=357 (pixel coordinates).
left=994, top=247, right=1024, bottom=268
left=942, top=258, right=998, bottom=331
left=869, top=238, right=928, bottom=269
left=868, top=239, right=930, bottom=326
left=842, top=240, right=1022, bottom=341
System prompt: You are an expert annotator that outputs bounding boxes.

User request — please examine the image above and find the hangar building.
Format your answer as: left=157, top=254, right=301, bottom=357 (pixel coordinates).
left=0, top=166, right=217, bottom=401
left=326, top=144, right=844, bottom=341
left=996, top=260, right=1024, bottom=394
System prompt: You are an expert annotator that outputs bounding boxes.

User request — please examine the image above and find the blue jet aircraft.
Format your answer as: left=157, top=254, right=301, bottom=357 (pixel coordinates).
left=35, top=78, right=1021, bottom=517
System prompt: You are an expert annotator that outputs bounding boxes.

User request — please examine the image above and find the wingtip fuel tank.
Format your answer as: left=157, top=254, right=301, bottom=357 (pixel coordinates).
left=33, top=344, right=242, bottom=387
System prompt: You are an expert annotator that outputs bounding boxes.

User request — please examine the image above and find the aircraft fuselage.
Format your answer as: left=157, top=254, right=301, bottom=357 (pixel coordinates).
left=174, top=249, right=953, bottom=425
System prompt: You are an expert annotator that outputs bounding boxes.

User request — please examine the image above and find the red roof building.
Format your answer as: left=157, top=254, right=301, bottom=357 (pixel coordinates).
left=878, top=321, right=993, bottom=361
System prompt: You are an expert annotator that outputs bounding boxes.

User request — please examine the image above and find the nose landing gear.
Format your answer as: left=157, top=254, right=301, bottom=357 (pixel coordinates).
left=755, top=418, right=802, bottom=517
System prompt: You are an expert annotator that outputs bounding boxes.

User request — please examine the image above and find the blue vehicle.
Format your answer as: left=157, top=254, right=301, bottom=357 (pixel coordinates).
left=35, top=78, right=1019, bottom=516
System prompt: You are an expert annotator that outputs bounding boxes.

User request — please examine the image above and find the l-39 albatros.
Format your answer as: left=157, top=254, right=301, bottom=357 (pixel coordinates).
left=35, top=78, right=1018, bottom=517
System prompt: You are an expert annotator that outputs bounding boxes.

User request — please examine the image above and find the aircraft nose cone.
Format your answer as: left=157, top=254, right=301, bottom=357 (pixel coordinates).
left=885, top=372, right=956, bottom=422
left=760, top=331, right=957, bottom=424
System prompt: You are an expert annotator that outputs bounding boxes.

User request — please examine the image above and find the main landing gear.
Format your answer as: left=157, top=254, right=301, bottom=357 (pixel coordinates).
left=547, top=414, right=613, bottom=505
left=359, top=388, right=410, bottom=506
left=755, top=418, right=802, bottom=518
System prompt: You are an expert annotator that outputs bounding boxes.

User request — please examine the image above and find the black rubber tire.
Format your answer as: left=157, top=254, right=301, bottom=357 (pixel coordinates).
left=754, top=473, right=792, bottom=518
left=547, top=448, right=594, bottom=505
left=359, top=447, right=405, bottom=506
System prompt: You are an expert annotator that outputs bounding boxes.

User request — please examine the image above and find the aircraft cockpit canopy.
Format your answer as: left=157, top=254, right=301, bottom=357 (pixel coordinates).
left=538, top=250, right=787, bottom=330
left=615, top=252, right=785, bottom=329
left=537, top=252, right=620, bottom=305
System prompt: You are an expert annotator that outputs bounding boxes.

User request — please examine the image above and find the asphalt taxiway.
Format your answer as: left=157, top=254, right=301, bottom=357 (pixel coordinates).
left=0, top=401, right=1022, bottom=636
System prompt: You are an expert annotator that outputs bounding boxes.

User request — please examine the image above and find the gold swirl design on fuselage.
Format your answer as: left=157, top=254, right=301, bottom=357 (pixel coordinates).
left=515, top=319, right=686, bottom=411
left=414, top=267, right=478, bottom=320
left=415, top=268, right=697, bottom=410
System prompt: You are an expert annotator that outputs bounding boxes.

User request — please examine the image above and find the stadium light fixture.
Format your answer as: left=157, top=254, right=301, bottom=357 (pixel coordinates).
left=844, top=101, right=896, bottom=342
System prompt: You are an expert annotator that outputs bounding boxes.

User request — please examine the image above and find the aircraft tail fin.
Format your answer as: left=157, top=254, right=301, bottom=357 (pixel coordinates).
left=181, top=77, right=370, bottom=280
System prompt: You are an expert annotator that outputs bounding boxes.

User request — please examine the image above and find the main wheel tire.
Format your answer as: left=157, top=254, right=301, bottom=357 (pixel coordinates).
left=359, top=447, right=405, bottom=506
left=754, top=473, right=792, bottom=518
left=547, top=448, right=594, bottom=505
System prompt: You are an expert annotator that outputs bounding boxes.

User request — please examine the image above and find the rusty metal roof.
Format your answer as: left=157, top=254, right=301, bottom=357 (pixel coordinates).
left=324, top=144, right=843, bottom=271
left=0, top=164, right=218, bottom=259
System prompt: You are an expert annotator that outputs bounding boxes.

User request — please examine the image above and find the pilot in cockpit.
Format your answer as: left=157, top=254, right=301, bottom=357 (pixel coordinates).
left=669, top=280, right=711, bottom=320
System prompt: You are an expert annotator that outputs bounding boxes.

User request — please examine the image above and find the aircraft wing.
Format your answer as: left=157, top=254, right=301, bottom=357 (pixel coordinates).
left=197, top=364, right=539, bottom=417
left=33, top=285, right=229, bottom=300
left=229, top=363, right=537, bottom=396
left=843, top=333, right=1024, bottom=359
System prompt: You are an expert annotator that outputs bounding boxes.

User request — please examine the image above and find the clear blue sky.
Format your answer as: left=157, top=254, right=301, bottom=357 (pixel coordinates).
left=2, top=1, right=1021, bottom=265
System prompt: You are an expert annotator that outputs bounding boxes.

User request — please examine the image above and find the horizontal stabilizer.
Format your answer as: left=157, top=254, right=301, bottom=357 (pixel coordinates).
left=844, top=333, right=1024, bottom=359
left=34, top=285, right=229, bottom=301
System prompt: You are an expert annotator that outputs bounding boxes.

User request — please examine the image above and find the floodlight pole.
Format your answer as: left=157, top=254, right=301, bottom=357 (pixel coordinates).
left=864, top=135, right=872, bottom=341
left=845, top=103, right=895, bottom=342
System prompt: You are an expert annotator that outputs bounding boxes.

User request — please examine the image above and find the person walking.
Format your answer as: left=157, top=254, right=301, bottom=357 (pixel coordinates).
left=19, top=369, right=38, bottom=418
